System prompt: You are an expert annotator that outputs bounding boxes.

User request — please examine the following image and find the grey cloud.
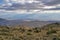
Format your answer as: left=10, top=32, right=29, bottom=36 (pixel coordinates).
left=0, top=3, right=44, bottom=10
left=0, top=0, right=60, bottom=11
left=44, top=8, right=60, bottom=10
left=37, top=0, right=60, bottom=6
left=44, top=0, right=60, bottom=6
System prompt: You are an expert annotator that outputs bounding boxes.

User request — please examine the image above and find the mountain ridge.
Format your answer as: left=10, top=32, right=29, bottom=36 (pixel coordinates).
left=0, top=18, right=56, bottom=27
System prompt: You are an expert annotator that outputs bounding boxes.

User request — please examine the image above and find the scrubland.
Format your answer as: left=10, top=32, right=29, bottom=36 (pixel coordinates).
left=0, top=23, right=60, bottom=40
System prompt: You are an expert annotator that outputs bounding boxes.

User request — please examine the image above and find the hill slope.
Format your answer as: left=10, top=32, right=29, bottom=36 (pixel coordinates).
left=0, top=23, right=60, bottom=40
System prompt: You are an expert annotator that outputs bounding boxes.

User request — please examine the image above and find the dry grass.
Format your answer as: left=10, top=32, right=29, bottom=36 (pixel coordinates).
left=0, top=23, right=60, bottom=40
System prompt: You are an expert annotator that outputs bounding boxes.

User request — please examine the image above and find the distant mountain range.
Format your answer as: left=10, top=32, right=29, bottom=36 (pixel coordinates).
left=0, top=18, right=56, bottom=27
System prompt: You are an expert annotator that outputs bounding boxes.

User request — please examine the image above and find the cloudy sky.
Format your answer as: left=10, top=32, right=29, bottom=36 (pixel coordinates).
left=0, top=0, right=60, bottom=13
left=0, top=0, right=60, bottom=21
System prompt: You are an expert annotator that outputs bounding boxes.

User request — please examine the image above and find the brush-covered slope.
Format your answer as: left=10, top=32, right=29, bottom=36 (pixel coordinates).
left=0, top=23, right=60, bottom=40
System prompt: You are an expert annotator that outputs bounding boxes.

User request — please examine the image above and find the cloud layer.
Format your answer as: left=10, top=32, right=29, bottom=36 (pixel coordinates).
left=0, top=0, right=60, bottom=13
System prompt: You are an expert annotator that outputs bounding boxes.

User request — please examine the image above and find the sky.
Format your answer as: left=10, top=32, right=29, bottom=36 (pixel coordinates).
left=0, top=0, right=60, bottom=21
left=0, top=0, right=60, bottom=13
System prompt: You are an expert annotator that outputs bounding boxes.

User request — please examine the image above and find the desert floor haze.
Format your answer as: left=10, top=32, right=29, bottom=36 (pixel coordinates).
left=0, top=18, right=55, bottom=27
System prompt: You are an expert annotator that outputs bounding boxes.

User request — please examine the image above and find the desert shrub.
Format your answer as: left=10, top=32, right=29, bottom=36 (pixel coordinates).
left=34, top=30, right=40, bottom=33
left=0, top=39, right=3, bottom=40
left=47, top=30, right=57, bottom=35
left=52, top=37, right=60, bottom=40
left=28, top=29, right=32, bottom=32
left=0, top=32, right=9, bottom=36
left=19, top=36, right=23, bottom=39
left=33, top=27, right=41, bottom=33
left=0, top=29, right=9, bottom=32
left=19, top=29, right=25, bottom=33
left=58, top=38, right=60, bottom=40
left=27, top=32, right=32, bottom=35
left=14, top=38, right=20, bottom=40
left=54, top=23, right=60, bottom=25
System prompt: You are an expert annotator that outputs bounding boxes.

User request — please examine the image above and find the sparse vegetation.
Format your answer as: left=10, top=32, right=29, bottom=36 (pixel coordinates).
left=0, top=23, right=60, bottom=40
